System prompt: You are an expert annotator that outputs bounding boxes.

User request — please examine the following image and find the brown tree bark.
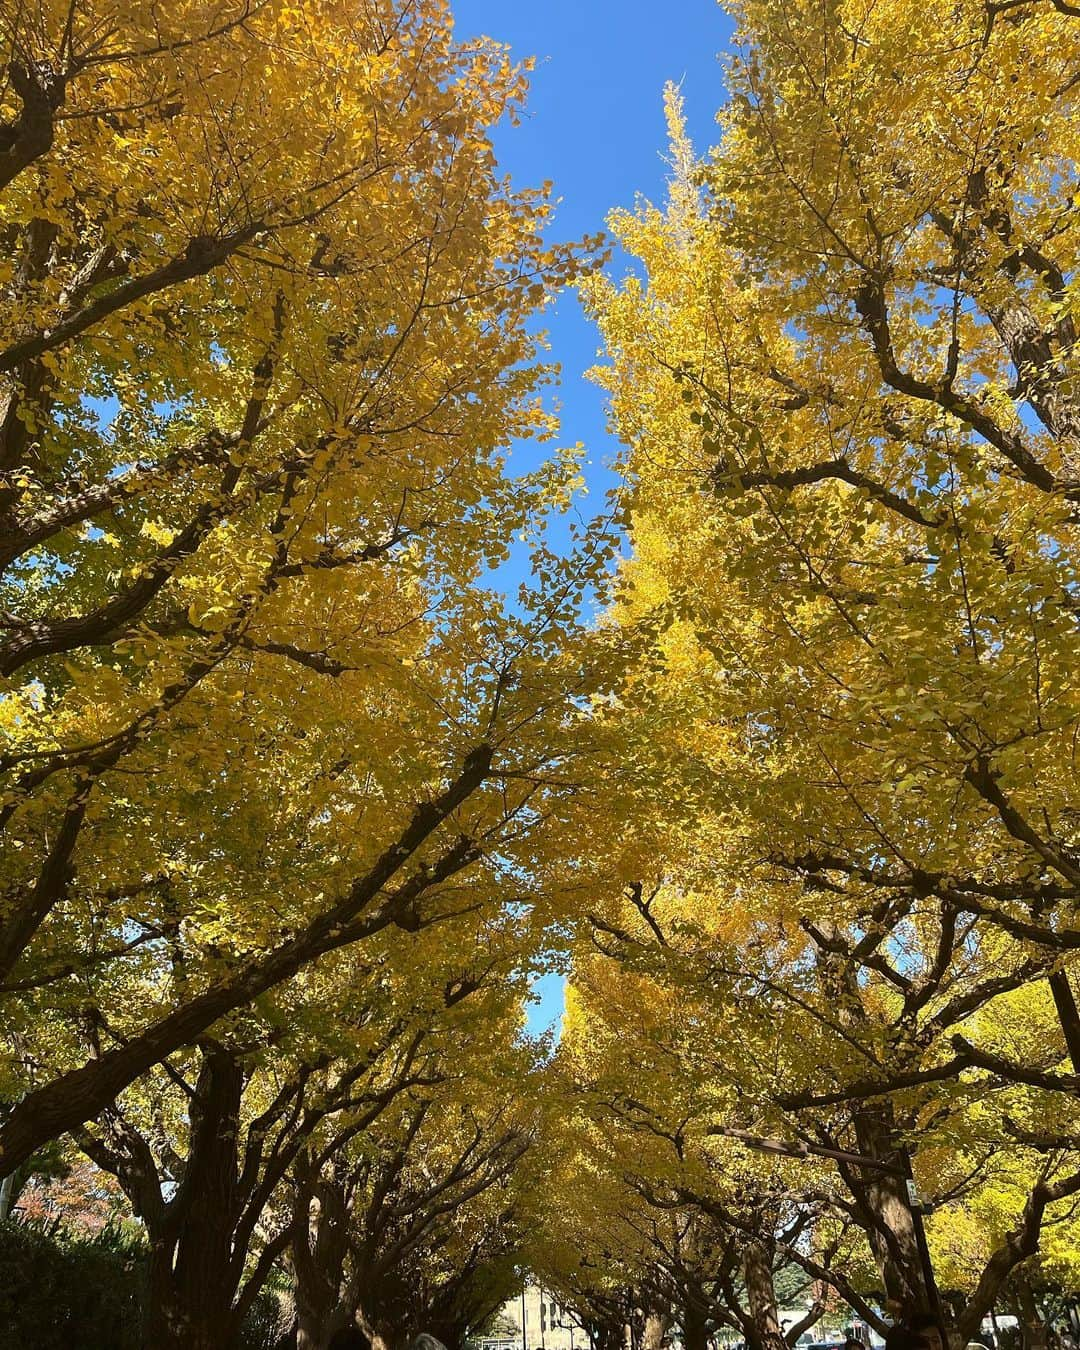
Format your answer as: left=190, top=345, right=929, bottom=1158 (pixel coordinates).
left=292, top=1166, right=356, bottom=1350
left=141, top=1047, right=245, bottom=1350
left=144, top=1244, right=238, bottom=1350
left=850, top=1103, right=935, bottom=1321
left=1013, top=1276, right=1050, bottom=1350
left=810, top=924, right=939, bottom=1329
left=75, top=1041, right=304, bottom=1350
left=591, top=1317, right=629, bottom=1350
left=359, top=1313, right=404, bottom=1350
left=679, top=1302, right=709, bottom=1350
left=1049, top=969, right=1080, bottom=1074
left=743, top=1241, right=787, bottom=1350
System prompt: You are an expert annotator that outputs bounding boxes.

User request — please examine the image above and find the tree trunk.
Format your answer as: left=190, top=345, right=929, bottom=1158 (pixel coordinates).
left=1014, top=1277, right=1049, bottom=1350
left=144, top=1305, right=235, bottom=1350
left=296, top=1300, right=353, bottom=1350
left=366, top=1325, right=398, bottom=1350
left=144, top=1243, right=236, bottom=1350
left=810, top=926, right=938, bottom=1329
left=592, top=1319, right=627, bottom=1350
left=1049, top=969, right=1080, bottom=1074
left=427, top=1316, right=471, bottom=1348
left=291, top=1165, right=353, bottom=1350
left=680, top=1302, right=709, bottom=1350
left=0, top=1169, right=14, bottom=1220
left=142, top=1047, right=245, bottom=1350
left=355, top=1293, right=406, bottom=1350
left=744, top=1241, right=787, bottom=1350
left=848, top=1103, right=935, bottom=1324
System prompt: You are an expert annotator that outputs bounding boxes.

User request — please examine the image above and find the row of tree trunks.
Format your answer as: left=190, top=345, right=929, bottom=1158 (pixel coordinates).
left=635, top=1248, right=784, bottom=1350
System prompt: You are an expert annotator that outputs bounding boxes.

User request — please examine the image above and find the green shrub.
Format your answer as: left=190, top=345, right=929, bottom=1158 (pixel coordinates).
left=0, top=1219, right=145, bottom=1349
left=0, top=1220, right=293, bottom=1348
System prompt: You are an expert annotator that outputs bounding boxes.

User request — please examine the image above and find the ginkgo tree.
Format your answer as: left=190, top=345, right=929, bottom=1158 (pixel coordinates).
left=572, top=868, right=1080, bottom=1341
left=536, top=941, right=873, bottom=1350
left=580, top=0, right=1080, bottom=1335
left=68, top=925, right=489, bottom=1350
left=284, top=947, right=548, bottom=1350
left=10, top=0, right=1080, bottom=1340
left=0, top=0, right=607, bottom=1179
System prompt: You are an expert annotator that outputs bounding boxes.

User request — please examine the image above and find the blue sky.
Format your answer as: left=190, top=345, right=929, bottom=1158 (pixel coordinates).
left=454, top=0, right=732, bottom=516
left=449, top=1, right=736, bottom=1036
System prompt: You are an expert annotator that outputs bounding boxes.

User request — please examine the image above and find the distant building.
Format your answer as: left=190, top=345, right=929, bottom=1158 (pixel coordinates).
left=483, top=1285, right=581, bottom=1350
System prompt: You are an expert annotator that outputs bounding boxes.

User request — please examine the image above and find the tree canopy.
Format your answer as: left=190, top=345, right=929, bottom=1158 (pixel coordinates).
left=4, top=0, right=1080, bottom=1348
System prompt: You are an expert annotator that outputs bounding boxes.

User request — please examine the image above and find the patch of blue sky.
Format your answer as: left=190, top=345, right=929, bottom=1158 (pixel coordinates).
left=82, top=393, right=119, bottom=433
left=525, top=970, right=567, bottom=1040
